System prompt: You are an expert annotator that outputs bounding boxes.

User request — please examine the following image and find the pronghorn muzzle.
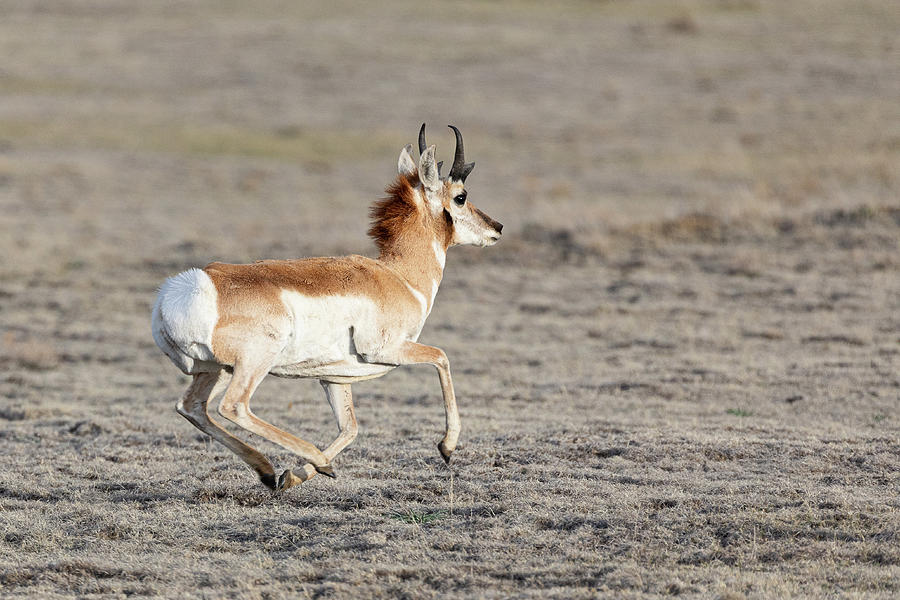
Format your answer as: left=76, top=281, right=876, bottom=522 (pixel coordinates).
left=475, top=207, right=503, bottom=244
left=475, top=207, right=503, bottom=236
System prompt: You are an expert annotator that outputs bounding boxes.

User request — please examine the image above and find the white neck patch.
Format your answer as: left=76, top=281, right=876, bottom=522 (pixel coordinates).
left=430, top=279, right=439, bottom=307
left=432, top=240, right=446, bottom=269
left=404, top=281, right=428, bottom=315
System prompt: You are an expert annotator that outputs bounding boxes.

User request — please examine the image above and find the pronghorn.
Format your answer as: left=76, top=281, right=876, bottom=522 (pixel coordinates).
left=152, top=124, right=502, bottom=491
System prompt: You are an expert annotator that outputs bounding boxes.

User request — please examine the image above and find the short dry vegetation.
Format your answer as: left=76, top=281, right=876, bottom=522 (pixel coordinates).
left=1, top=0, right=898, bottom=598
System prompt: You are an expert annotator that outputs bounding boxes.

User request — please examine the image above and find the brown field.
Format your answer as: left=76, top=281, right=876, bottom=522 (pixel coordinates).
left=1, top=0, right=899, bottom=597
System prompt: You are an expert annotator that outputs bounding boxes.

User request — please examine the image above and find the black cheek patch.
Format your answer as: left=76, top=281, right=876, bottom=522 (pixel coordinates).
left=442, top=208, right=455, bottom=245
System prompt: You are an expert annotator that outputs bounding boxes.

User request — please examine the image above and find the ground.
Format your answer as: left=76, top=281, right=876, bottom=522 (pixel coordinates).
left=1, top=0, right=899, bottom=598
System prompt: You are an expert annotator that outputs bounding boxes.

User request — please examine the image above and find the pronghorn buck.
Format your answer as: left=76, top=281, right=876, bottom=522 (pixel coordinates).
left=152, top=124, right=502, bottom=491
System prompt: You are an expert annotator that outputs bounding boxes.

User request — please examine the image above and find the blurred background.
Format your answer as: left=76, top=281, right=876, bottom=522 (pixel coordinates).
left=2, top=0, right=897, bottom=271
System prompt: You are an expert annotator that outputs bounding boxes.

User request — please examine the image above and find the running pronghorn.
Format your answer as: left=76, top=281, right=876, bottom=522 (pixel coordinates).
left=152, top=124, right=502, bottom=491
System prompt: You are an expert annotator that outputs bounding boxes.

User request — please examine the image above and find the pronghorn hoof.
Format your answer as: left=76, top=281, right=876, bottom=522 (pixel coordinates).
left=315, top=464, right=337, bottom=478
left=437, top=441, right=452, bottom=465
left=276, top=469, right=303, bottom=492
left=259, top=472, right=278, bottom=490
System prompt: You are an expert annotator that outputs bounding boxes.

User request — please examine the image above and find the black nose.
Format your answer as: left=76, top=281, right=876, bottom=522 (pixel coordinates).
left=496, top=222, right=503, bottom=233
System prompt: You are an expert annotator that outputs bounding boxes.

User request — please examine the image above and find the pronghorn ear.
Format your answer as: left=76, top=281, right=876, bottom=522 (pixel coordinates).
left=419, top=145, right=441, bottom=191
left=398, top=144, right=417, bottom=176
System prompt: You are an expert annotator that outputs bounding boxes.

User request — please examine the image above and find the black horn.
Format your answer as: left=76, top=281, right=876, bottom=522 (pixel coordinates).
left=418, top=123, right=443, bottom=177
left=448, top=125, right=474, bottom=182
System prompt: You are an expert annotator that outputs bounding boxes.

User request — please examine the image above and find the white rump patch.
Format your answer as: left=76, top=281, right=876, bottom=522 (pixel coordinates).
left=152, top=268, right=218, bottom=370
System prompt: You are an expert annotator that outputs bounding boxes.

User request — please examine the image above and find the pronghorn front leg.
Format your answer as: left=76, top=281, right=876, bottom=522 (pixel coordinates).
left=362, top=341, right=459, bottom=464
left=278, top=382, right=358, bottom=491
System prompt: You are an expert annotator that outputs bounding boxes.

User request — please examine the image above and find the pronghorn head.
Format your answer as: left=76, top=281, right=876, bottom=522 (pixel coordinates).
left=400, top=124, right=503, bottom=248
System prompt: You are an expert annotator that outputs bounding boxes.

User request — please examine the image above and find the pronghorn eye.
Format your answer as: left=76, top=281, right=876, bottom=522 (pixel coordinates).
left=454, top=193, right=467, bottom=206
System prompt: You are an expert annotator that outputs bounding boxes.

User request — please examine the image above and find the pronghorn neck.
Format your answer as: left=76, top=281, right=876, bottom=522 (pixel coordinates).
left=369, top=173, right=449, bottom=310
left=381, top=230, right=447, bottom=309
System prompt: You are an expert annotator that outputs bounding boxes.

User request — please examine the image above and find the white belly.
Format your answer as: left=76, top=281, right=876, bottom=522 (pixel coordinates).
left=269, top=360, right=394, bottom=382
left=270, top=290, right=400, bottom=381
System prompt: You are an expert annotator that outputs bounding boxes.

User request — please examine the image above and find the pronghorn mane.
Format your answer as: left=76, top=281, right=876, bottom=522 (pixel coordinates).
left=368, top=172, right=423, bottom=254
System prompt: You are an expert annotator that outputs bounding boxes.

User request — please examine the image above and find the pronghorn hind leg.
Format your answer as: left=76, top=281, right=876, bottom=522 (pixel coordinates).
left=279, top=381, right=358, bottom=491
left=218, top=361, right=335, bottom=481
left=176, top=370, right=278, bottom=489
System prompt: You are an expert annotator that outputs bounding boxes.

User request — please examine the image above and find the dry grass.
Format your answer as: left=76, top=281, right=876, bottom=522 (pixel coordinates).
left=1, top=0, right=899, bottom=597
